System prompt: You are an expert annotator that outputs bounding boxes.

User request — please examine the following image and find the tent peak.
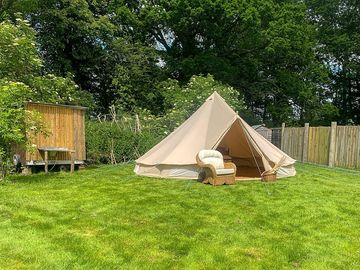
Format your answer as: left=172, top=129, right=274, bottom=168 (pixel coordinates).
left=205, top=91, right=237, bottom=117
left=207, top=91, right=225, bottom=101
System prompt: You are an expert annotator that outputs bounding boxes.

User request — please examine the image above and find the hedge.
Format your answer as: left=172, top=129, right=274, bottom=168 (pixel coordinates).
left=85, top=120, right=164, bottom=164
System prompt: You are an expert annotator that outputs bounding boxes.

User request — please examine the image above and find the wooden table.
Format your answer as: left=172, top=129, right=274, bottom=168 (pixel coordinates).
left=37, top=147, right=75, bottom=173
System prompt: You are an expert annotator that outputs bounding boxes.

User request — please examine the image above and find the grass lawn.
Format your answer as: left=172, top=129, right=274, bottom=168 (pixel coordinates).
left=0, top=163, right=360, bottom=269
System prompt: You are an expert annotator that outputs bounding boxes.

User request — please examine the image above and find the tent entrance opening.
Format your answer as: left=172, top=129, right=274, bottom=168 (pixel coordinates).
left=216, top=120, right=265, bottom=179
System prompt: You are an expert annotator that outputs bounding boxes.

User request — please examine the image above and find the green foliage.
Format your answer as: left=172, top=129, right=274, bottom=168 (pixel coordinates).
left=28, top=74, right=94, bottom=109
left=306, top=0, right=360, bottom=124
left=3, top=0, right=335, bottom=125
left=0, top=81, right=30, bottom=146
left=163, top=75, right=243, bottom=113
left=2, top=0, right=358, bottom=126
left=0, top=80, right=49, bottom=178
left=160, top=74, right=245, bottom=130
left=0, top=147, right=13, bottom=178
left=119, top=0, right=329, bottom=125
left=111, top=38, right=164, bottom=113
left=0, top=19, right=92, bottom=107
left=0, top=80, right=50, bottom=147
left=0, top=18, right=41, bottom=79
left=85, top=119, right=164, bottom=164
left=9, top=0, right=120, bottom=110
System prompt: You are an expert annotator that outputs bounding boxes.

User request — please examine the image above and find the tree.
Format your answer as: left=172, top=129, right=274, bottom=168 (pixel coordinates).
left=0, top=17, right=41, bottom=78
left=115, top=0, right=331, bottom=126
left=0, top=18, right=90, bottom=104
left=3, top=0, right=343, bottom=125
left=306, top=0, right=360, bottom=124
left=4, top=0, right=163, bottom=113
left=1, top=0, right=113, bottom=110
left=0, top=81, right=49, bottom=177
left=158, top=74, right=245, bottom=131
left=111, top=38, right=165, bottom=114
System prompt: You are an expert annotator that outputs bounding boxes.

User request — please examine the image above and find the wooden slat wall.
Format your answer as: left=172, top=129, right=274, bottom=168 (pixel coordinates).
left=335, top=126, right=360, bottom=169
left=74, top=109, right=86, bottom=160
left=282, top=127, right=304, bottom=161
left=307, top=127, right=330, bottom=165
left=25, top=103, right=85, bottom=161
left=279, top=124, right=360, bottom=169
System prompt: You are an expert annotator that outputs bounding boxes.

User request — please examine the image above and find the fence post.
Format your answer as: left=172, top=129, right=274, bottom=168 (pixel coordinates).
left=302, top=123, right=309, bottom=163
left=328, top=121, right=337, bottom=167
left=281, top=123, right=286, bottom=151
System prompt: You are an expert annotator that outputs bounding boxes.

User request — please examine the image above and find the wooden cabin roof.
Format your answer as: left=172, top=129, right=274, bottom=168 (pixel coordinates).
left=27, top=102, right=87, bottom=111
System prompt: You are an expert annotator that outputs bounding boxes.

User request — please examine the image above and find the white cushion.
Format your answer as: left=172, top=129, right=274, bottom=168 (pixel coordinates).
left=216, top=168, right=235, bottom=175
left=198, top=150, right=224, bottom=169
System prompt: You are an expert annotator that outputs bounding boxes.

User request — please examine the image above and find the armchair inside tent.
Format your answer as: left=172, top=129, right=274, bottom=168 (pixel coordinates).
left=196, top=150, right=236, bottom=185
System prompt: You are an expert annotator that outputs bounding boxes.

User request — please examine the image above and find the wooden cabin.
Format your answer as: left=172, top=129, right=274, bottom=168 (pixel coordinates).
left=13, top=102, right=86, bottom=172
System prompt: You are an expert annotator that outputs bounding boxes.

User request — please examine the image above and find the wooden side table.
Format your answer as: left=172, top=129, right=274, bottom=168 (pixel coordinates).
left=38, top=147, right=76, bottom=173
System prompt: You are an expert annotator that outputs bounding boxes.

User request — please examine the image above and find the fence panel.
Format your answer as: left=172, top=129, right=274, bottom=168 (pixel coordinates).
left=307, top=127, right=330, bottom=165
left=335, top=126, right=360, bottom=169
left=282, top=127, right=304, bottom=161
left=271, top=123, right=360, bottom=169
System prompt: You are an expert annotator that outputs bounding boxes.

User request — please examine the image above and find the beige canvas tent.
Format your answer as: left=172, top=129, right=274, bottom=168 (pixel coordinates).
left=134, top=92, right=296, bottom=180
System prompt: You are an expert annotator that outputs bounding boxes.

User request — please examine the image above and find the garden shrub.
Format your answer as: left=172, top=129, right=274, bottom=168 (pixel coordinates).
left=85, top=118, right=164, bottom=164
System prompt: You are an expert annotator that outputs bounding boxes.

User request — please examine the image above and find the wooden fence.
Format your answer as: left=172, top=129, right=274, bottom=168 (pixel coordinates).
left=278, top=122, right=360, bottom=169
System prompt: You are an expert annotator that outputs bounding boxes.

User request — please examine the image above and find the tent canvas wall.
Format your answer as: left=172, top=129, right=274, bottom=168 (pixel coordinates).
left=134, top=92, right=296, bottom=180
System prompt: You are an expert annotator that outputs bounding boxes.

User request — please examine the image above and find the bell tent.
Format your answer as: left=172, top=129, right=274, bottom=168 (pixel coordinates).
left=134, top=92, right=296, bottom=180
